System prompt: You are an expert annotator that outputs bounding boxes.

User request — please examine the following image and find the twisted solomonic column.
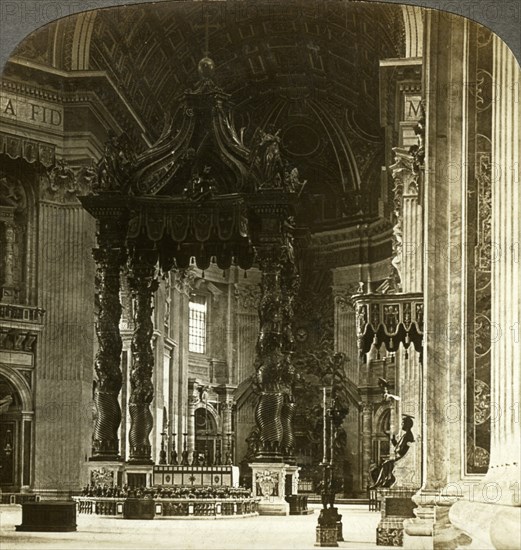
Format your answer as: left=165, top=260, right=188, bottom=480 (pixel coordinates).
left=91, top=219, right=127, bottom=461
left=127, top=246, right=159, bottom=464
left=254, top=238, right=299, bottom=462
left=279, top=240, right=300, bottom=463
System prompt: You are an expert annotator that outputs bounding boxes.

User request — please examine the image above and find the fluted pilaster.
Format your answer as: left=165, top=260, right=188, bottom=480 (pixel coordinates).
left=361, top=402, right=373, bottom=490
left=480, top=35, right=520, bottom=506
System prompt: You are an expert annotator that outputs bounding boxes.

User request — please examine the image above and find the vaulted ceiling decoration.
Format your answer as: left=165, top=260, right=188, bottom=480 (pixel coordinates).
left=8, top=0, right=405, bottom=228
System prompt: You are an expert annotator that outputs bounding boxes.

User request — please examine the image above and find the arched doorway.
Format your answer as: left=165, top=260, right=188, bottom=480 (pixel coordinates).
left=194, top=407, right=220, bottom=466
left=0, top=374, right=27, bottom=492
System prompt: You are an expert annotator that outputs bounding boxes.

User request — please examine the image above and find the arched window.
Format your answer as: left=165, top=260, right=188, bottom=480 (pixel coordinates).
left=188, top=295, right=207, bottom=353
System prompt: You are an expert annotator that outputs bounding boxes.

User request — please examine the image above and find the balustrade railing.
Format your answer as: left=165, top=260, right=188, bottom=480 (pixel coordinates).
left=73, top=496, right=259, bottom=518
left=0, top=304, right=45, bottom=323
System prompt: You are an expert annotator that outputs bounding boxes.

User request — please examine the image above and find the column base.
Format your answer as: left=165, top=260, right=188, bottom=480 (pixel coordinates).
left=250, top=462, right=289, bottom=515
left=449, top=499, right=521, bottom=549
left=376, top=488, right=417, bottom=547
left=87, top=461, right=125, bottom=488
left=403, top=519, right=434, bottom=550
left=253, top=452, right=285, bottom=463
left=89, top=455, right=122, bottom=462
left=124, top=464, right=154, bottom=488
left=257, top=500, right=290, bottom=515
left=402, top=489, right=460, bottom=550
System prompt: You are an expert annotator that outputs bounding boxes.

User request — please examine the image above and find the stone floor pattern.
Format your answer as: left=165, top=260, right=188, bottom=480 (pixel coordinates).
left=1, top=504, right=394, bottom=550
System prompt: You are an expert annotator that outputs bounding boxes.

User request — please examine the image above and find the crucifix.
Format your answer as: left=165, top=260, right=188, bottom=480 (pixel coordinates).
left=194, top=12, right=220, bottom=58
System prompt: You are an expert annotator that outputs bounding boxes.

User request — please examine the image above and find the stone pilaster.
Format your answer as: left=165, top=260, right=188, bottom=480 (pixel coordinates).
left=447, top=33, right=521, bottom=550
left=187, top=381, right=198, bottom=461
left=222, top=399, right=234, bottom=463
left=360, top=402, right=373, bottom=491
left=404, top=11, right=469, bottom=548
left=0, top=214, right=17, bottom=302
left=389, top=149, right=423, bottom=294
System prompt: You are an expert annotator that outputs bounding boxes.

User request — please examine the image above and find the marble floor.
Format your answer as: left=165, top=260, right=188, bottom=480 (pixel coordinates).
left=0, top=503, right=394, bottom=550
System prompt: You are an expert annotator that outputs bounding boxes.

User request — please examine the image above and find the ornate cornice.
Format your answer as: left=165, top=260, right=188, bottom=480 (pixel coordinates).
left=332, top=283, right=361, bottom=311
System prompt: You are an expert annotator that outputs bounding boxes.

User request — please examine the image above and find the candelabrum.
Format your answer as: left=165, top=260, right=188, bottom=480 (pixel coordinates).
left=170, top=432, right=178, bottom=465
left=226, top=432, right=233, bottom=465
left=204, top=430, right=209, bottom=466
left=181, top=432, right=189, bottom=466
left=159, top=432, right=167, bottom=464
left=215, top=434, right=222, bottom=465
left=315, top=386, right=343, bottom=547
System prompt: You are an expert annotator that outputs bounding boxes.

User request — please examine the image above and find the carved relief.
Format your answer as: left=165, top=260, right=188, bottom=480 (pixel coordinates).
left=0, top=176, right=28, bottom=210
left=476, top=152, right=492, bottom=271
left=95, top=132, right=136, bottom=194
left=388, top=148, right=419, bottom=288
left=234, top=284, right=261, bottom=311
left=256, top=470, right=279, bottom=497
left=0, top=175, right=29, bottom=302
left=467, top=34, right=492, bottom=474
left=90, top=467, right=115, bottom=487
left=173, top=267, right=197, bottom=296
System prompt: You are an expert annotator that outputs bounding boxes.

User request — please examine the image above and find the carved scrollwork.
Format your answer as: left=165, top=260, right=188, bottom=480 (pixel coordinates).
left=40, top=159, right=95, bottom=202
left=476, top=152, right=492, bottom=271
left=333, top=283, right=359, bottom=311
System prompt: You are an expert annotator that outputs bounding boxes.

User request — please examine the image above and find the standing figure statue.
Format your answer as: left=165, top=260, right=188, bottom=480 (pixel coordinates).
left=370, top=415, right=414, bottom=488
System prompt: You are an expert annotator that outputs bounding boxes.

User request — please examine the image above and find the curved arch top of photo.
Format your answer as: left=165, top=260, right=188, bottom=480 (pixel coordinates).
left=0, top=2, right=519, bottom=549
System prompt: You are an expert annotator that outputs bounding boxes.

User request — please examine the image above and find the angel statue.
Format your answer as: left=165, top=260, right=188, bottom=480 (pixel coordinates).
left=378, top=377, right=401, bottom=403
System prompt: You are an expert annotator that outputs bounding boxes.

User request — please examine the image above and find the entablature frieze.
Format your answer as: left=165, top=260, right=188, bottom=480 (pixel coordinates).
left=309, top=220, right=393, bottom=269
left=311, top=242, right=392, bottom=270
left=2, top=62, right=150, bottom=144
left=0, top=305, right=44, bottom=355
